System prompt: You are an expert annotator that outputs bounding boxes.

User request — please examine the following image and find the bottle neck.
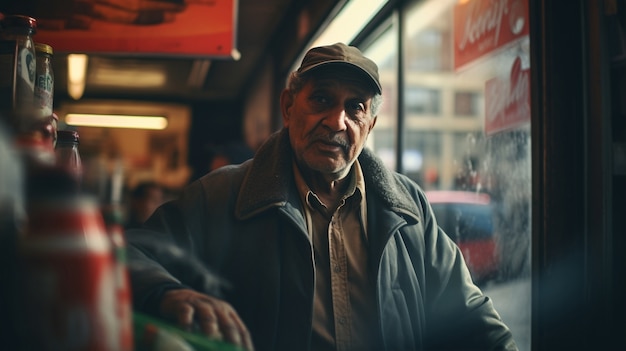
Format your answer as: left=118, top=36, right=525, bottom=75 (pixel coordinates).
left=56, top=142, right=79, bottom=148
left=2, top=28, right=36, bottom=38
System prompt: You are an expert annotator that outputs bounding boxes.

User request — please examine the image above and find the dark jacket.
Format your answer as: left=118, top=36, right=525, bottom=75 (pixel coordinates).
left=127, top=128, right=518, bottom=351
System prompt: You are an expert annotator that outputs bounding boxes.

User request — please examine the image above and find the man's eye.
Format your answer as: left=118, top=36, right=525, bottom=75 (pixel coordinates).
left=311, top=95, right=329, bottom=105
left=347, top=102, right=366, bottom=113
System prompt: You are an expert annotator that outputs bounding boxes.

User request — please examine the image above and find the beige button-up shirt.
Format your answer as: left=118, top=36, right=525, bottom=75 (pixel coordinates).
left=293, top=160, right=381, bottom=351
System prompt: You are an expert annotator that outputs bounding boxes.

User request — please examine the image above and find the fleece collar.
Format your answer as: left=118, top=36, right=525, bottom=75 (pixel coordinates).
left=234, top=129, right=420, bottom=223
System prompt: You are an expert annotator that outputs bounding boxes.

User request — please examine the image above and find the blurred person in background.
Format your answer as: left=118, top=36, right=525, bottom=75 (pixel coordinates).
left=126, top=43, right=517, bottom=351
left=124, top=181, right=165, bottom=229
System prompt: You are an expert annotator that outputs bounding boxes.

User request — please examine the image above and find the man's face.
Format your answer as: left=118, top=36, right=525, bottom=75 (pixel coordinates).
left=281, top=69, right=377, bottom=180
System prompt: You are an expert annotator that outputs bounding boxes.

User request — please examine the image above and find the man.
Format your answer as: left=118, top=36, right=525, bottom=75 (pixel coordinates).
left=127, top=43, right=518, bottom=351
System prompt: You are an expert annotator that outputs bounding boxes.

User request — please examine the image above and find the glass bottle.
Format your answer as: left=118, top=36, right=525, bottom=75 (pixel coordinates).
left=0, top=15, right=37, bottom=129
left=54, top=129, right=83, bottom=185
left=19, top=191, right=119, bottom=350
left=34, top=42, right=54, bottom=121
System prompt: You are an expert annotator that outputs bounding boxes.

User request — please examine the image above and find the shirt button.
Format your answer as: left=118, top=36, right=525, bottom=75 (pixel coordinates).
left=338, top=317, right=347, bottom=325
left=333, top=264, right=341, bottom=273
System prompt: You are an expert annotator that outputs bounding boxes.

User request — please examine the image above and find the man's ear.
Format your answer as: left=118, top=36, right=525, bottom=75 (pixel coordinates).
left=280, top=89, right=294, bottom=127
left=369, top=116, right=378, bottom=133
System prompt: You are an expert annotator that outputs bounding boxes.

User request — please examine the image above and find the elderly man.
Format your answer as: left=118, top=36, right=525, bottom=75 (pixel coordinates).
left=127, top=42, right=518, bottom=351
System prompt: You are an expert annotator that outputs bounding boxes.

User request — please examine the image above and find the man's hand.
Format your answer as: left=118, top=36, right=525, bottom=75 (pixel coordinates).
left=160, top=289, right=254, bottom=351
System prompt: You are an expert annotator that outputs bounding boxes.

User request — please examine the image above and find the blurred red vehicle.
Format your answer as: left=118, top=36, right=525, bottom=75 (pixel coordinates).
left=425, top=190, right=500, bottom=284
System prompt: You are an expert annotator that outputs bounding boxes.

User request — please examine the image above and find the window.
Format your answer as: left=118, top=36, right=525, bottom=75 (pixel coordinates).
left=405, top=86, right=440, bottom=115
left=404, top=1, right=531, bottom=350
left=363, top=21, right=398, bottom=171
left=454, top=91, right=481, bottom=117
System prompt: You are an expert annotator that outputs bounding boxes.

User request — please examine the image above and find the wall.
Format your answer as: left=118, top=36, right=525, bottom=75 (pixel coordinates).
left=242, top=56, right=276, bottom=151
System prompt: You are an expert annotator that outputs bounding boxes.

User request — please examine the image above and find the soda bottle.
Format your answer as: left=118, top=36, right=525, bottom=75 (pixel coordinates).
left=18, top=173, right=120, bottom=351
left=34, top=42, right=54, bottom=121
left=55, top=129, right=83, bottom=186
left=0, top=15, right=37, bottom=131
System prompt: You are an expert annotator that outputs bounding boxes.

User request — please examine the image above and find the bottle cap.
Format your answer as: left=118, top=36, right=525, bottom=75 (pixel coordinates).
left=56, top=130, right=79, bottom=144
left=35, top=42, right=53, bottom=56
left=1, top=15, right=37, bottom=32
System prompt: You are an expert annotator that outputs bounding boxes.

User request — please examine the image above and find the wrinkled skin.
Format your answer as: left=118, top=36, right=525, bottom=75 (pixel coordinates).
left=281, top=70, right=377, bottom=208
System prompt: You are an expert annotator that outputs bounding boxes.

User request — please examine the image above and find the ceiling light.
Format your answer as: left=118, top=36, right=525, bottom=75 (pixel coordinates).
left=68, top=54, right=88, bottom=100
left=65, top=113, right=168, bottom=130
left=94, top=67, right=166, bottom=87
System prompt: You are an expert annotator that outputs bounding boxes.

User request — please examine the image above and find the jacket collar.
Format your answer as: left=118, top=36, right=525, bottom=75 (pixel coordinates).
left=235, top=129, right=420, bottom=224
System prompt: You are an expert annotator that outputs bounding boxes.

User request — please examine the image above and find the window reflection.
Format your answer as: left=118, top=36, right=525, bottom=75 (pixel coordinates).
left=363, top=23, right=398, bottom=171
left=454, top=91, right=481, bottom=116
left=428, top=191, right=499, bottom=284
left=405, top=86, right=440, bottom=115
left=403, top=1, right=531, bottom=350
left=406, top=28, right=451, bottom=71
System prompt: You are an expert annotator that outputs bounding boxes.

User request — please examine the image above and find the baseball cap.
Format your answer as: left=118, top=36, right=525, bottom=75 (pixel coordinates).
left=297, top=42, right=382, bottom=94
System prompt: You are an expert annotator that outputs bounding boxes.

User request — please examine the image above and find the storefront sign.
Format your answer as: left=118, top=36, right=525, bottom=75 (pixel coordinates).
left=453, top=0, right=528, bottom=70
left=33, top=0, right=238, bottom=58
left=484, top=57, right=530, bottom=135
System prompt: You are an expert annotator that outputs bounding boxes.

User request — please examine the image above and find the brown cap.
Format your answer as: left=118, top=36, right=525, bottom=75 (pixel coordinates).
left=297, top=42, right=381, bottom=94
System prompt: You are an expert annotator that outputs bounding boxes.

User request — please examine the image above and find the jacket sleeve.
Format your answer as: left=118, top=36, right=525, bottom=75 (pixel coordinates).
left=125, top=179, right=227, bottom=315
left=417, top=189, right=518, bottom=351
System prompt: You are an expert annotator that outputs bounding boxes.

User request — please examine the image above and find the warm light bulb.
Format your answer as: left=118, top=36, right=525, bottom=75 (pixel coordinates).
left=65, top=113, right=168, bottom=130
left=67, top=54, right=88, bottom=100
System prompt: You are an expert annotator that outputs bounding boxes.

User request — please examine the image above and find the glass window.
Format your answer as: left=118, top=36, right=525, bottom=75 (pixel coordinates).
left=363, top=21, right=398, bottom=171
left=406, top=28, right=448, bottom=71
left=452, top=132, right=487, bottom=191
left=403, top=130, right=441, bottom=187
left=428, top=194, right=500, bottom=284
left=454, top=91, right=481, bottom=117
left=404, top=1, right=531, bottom=350
left=405, top=86, right=440, bottom=115
left=310, top=0, right=389, bottom=48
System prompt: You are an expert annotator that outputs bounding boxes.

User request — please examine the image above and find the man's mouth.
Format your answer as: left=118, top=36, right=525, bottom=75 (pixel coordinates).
left=312, top=137, right=348, bottom=154
left=316, top=141, right=343, bottom=152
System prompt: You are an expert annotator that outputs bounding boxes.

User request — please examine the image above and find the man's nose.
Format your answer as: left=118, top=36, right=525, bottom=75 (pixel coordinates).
left=323, top=105, right=347, bottom=131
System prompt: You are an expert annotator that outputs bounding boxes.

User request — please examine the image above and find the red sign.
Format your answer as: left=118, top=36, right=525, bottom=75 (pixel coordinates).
left=33, top=0, right=237, bottom=58
left=453, top=0, right=529, bottom=70
left=484, top=57, right=530, bottom=135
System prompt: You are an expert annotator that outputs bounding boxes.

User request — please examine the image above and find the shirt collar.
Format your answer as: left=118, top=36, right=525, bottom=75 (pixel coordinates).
left=292, top=160, right=366, bottom=210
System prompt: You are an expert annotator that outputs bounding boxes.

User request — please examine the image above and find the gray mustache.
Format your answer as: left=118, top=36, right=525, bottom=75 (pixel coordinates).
left=313, top=135, right=349, bottom=150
